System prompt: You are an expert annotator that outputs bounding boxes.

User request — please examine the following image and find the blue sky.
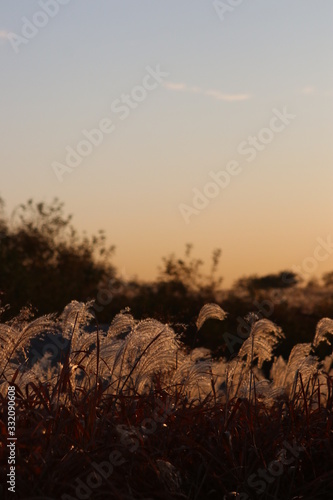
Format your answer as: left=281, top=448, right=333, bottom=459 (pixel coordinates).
left=1, top=1, right=332, bottom=286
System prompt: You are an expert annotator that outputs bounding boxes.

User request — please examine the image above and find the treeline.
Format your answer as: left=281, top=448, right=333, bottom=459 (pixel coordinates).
left=0, top=197, right=332, bottom=357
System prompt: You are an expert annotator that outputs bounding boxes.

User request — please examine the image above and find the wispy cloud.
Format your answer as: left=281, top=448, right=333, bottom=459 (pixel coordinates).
left=300, top=86, right=333, bottom=97
left=205, top=89, right=250, bottom=102
left=164, top=82, right=187, bottom=91
left=300, top=86, right=315, bottom=95
left=164, top=81, right=250, bottom=102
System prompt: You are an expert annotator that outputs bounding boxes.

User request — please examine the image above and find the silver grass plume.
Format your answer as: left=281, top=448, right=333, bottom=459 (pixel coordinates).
left=282, top=343, right=318, bottom=391
left=59, top=300, right=95, bottom=352
left=107, top=311, right=136, bottom=339
left=54, top=301, right=96, bottom=389
left=171, top=354, right=213, bottom=399
left=0, top=313, right=57, bottom=380
left=270, top=355, right=287, bottom=387
left=237, top=318, right=284, bottom=369
left=196, top=303, right=227, bottom=330
left=86, top=316, right=181, bottom=394
left=120, top=319, right=181, bottom=393
left=313, top=317, right=333, bottom=348
left=239, top=378, right=285, bottom=406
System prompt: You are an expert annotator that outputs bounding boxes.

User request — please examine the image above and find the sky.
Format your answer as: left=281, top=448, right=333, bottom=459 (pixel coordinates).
left=1, top=0, right=333, bottom=287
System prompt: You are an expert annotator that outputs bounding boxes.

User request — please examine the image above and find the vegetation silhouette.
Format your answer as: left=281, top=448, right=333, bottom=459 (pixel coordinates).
left=0, top=300, right=332, bottom=499
left=0, top=197, right=332, bottom=359
left=0, top=197, right=115, bottom=319
left=1, top=198, right=333, bottom=499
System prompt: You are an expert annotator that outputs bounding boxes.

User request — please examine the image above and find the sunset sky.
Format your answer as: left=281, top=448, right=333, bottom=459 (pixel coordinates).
left=1, top=1, right=332, bottom=287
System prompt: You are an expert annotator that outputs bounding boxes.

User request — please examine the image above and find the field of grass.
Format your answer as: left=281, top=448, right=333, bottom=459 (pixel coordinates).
left=1, top=301, right=333, bottom=499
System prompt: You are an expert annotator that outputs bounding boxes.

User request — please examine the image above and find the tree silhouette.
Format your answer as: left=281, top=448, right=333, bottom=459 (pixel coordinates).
left=0, top=197, right=115, bottom=318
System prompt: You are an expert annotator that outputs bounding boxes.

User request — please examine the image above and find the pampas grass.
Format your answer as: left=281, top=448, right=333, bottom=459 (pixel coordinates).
left=1, top=301, right=333, bottom=499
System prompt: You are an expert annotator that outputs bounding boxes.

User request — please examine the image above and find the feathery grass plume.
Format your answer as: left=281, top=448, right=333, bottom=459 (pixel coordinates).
left=86, top=334, right=124, bottom=380
left=282, top=343, right=318, bottom=392
left=38, top=301, right=96, bottom=392
left=4, top=350, right=61, bottom=393
left=196, top=303, right=227, bottom=330
left=321, top=353, right=333, bottom=374
left=237, top=318, right=284, bottom=369
left=239, top=378, right=285, bottom=405
left=190, top=346, right=212, bottom=361
left=20, top=352, right=61, bottom=388
left=211, top=358, right=228, bottom=392
left=270, top=355, right=287, bottom=387
left=223, top=356, right=247, bottom=399
left=313, top=317, right=333, bottom=348
left=0, top=312, right=57, bottom=382
left=80, top=310, right=137, bottom=388
left=106, top=310, right=136, bottom=339
left=258, top=379, right=286, bottom=403
left=118, top=318, right=180, bottom=393
left=86, top=316, right=181, bottom=395
left=59, top=300, right=95, bottom=350
left=171, top=353, right=213, bottom=399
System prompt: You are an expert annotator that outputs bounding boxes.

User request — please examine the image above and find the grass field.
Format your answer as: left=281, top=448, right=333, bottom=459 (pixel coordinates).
left=1, top=300, right=333, bottom=500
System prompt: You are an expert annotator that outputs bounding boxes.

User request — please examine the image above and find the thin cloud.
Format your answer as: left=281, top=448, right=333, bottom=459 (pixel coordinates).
left=205, top=89, right=250, bottom=101
left=164, top=82, right=187, bottom=91
left=300, top=86, right=333, bottom=97
left=164, top=81, right=250, bottom=102
left=188, top=86, right=201, bottom=93
left=301, top=86, right=315, bottom=95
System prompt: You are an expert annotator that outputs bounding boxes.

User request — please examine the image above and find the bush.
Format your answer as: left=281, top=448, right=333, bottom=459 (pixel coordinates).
left=0, top=198, right=115, bottom=319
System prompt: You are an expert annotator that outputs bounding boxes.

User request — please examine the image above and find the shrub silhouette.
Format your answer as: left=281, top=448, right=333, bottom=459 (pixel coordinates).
left=0, top=197, right=115, bottom=318
left=233, top=271, right=299, bottom=299
left=1, top=196, right=332, bottom=361
left=97, top=244, right=224, bottom=350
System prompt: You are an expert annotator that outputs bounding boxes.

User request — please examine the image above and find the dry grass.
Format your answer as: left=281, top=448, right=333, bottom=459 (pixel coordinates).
left=0, top=301, right=333, bottom=499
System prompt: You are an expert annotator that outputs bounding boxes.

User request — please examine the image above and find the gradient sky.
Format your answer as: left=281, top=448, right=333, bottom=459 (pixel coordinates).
left=1, top=1, right=333, bottom=287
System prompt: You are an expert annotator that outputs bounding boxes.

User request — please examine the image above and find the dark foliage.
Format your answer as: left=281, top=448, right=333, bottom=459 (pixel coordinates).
left=0, top=197, right=332, bottom=359
left=0, top=198, right=115, bottom=319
